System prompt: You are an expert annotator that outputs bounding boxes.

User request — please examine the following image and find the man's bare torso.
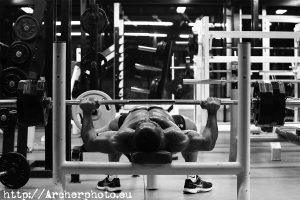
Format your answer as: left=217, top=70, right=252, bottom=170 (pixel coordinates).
left=120, top=107, right=179, bottom=131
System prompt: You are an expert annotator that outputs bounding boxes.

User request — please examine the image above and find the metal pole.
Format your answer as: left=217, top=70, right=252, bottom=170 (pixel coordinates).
left=113, top=3, right=120, bottom=99
left=53, top=42, right=66, bottom=187
left=44, top=0, right=56, bottom=173
left=61, top=162, right=242, bottom=175
left=225, top=5, right=232, bottom=98
left=229, top=87, right=238, bottom=162
left=138, top=45, right=157, bottom=53
left=80, top=0, right=87, bottom=55
left=237, top=42, right=250, bottom=200
left=61, top=0, right=72, bottom=163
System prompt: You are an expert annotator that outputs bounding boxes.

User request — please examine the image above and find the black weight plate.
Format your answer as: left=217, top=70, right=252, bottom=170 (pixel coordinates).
left=14, top=15, right=39, bottom=41
left=81, top=8, right=108, bottom=34
left=0, top=152, right=30, bottom=189
left=0, top=67, right=27, bottom=98
left=9, top=41, right=31, bottom=65
left=81, top=52, right=108, bottom=72
left=271, top=82, right=286, bottom=126
left=252, top=81, right=274, bottom=126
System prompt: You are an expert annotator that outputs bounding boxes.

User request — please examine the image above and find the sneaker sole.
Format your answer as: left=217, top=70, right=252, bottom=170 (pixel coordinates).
left=96, top=186, right=122, bottom=193
left=183, top=187, right=212, bottom=194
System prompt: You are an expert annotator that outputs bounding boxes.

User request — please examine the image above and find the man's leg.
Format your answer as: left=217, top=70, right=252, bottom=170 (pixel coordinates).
left=107, top=153, right=122, bottom=185
left=96, top=128, right=134, bottom=193
left=97, top=152, right=122, bottom=192
left=181, top=131, right=213, bottom=194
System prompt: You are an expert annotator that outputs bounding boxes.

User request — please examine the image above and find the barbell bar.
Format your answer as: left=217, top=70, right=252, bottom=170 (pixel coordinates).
left=0, top=98, right=237, bottom=106
left=2, top=97, right=300, bottom=107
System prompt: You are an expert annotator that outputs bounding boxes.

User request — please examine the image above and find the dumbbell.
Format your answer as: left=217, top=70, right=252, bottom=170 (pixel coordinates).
left=0, top=152, right=30, bottom=189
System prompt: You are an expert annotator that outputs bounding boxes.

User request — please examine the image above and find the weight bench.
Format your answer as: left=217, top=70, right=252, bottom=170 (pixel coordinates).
left=71, top=146, right=173, bottom=189
left=131, top=151, right=173, bottom=189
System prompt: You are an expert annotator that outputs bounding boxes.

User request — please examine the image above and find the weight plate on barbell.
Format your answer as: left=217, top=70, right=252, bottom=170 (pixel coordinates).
left=80, top=8, right=108, bottom=34
left=252, top=81, right=274, bottom=126
left=0, top=67, right=27, bottom=98
left=271, top=81, right=286, bottom=126
left=14, top=15, right=39, bottom=41
left=9, top=41, right=31, bottom=65
left=72, top=90, right=116, bottom=132
left=0, top=152, right=30, bottom=189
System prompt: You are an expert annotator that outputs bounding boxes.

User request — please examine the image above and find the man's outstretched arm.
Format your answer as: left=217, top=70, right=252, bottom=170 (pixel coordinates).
left=80, top=98, right=119, bottom=154
left=184, top=97, right=220, bottom=152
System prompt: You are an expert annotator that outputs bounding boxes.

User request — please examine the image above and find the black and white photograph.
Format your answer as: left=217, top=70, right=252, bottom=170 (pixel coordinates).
left=0, top=0, right=299, bottom=199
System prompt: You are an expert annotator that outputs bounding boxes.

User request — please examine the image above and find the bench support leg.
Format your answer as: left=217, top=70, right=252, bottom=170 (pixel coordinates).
left=146, top=175, right=158, bottom=190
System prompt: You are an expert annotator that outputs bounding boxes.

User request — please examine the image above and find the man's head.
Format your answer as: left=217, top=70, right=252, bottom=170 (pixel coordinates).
left=133, top=120, right=163, bottom=152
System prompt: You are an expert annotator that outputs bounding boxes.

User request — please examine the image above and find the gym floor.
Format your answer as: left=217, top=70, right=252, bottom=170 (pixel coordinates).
left=0, top=128, right=299, bottom=200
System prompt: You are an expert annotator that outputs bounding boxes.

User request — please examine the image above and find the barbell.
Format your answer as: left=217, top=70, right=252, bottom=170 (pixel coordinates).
left=0, top=96, right=236, bottom=106
left=1, top=80, right=300, bottom=131
left=2, top=94, right=300, bottom=107
left=0, top=152, right=30, bottom=189
left=1, top=89, right=235, bottom=130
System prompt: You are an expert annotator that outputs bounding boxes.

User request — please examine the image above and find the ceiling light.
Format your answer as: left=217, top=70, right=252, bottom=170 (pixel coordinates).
left=176, top=7, right=186, bottom=14
left=275, top=9, right=287, bottom=15
left=21, top=7, right=33, bottom=14
left=179, top=34, right=190, bottom=39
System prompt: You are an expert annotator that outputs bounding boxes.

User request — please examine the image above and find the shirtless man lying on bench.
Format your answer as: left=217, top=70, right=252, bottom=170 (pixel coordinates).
left=80, top=97, right=220, bottom=193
